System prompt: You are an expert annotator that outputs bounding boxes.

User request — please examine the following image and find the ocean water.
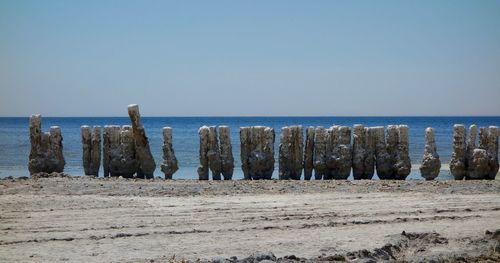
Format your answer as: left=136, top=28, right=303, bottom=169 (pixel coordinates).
left=1, top=117, right=499, bottom=180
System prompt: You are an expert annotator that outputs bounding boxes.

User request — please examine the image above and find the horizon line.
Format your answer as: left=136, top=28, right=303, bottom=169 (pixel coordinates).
left=1, top=115, right=500, bottom=118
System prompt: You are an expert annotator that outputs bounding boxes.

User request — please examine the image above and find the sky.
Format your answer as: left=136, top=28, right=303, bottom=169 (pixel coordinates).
left=0, top=0, right=499, bottom=117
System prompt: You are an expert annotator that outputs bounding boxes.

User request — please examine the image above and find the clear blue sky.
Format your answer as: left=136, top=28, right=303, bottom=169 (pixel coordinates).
left=1, top=0, right=499, bottom=116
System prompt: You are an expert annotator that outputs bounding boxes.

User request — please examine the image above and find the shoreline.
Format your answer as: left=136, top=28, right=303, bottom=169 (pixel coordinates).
left=3, top=163, right=495, bottom=181
left=1, top=177, right=499, bottom=262
left=4, top=163, right=500, bottom=181
left=1, top=175, right=500, bottom=196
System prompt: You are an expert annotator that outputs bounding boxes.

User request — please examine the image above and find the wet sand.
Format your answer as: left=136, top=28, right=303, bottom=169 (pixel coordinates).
left=1, top=176, right=499, bottom=262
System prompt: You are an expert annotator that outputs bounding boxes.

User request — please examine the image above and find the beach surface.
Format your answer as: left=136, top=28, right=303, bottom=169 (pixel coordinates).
left=1, top=176, right=499, bottom=262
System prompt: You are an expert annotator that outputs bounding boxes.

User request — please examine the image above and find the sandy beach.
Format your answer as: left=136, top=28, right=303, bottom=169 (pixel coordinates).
left=0, top=176, right=499, bottom=262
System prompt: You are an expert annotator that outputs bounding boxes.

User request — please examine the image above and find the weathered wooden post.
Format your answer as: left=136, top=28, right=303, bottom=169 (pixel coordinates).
left=450, top=124, right=497, bottom=180
left=394, top=125, right=411, bottom=180
left=278, top=126, right=304, bottom=180
left=339, top=126, right=353, bottom=179
left=197, top=125, right=234, bottom=180
left=487, top=126, right=499, bottom=180
left=219, top=126, right=234, bottom=180
left=420, top=127, right=440, bottom=180
left=117, top=125, right=138, bottom=178
left=240, top=127, right=252, bottom=180
left=352, top=125, right=375, bottom=180
left=450, top=124, right=467, bottom=180
left=326, top=126, right=352, bottom=180
left=207, top=126, right=222, bottom=180
left=127, top=104, right=156, bottom=179
left=48, top=126, right=65, bottom=173
left=373, top=126, right=391, bottom=180
left=197, top=126, right=210, bottom=180
left=303, top=127, right=315, bottom=180
left=240, top=126, right=275, bottom=180
left=90, top=126, right=101, bottom=176
left=386, top=125, right=399, bottom=179
left=465, top=124, right=477, bottom=178
left=28, top=115, right=65, bottom=175
left=103, top=125, right=119, bottom=177
left=82, top=126, right=92, bottom=175
left=81, top=125, right=101, bottom=176
left=313, top=127, right=327, bottom=180
left=160, top=127, right=178, bottom=179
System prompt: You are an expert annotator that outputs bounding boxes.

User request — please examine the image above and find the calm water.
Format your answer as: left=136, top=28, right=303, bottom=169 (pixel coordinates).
left=1, top=117, right=499, bottom=179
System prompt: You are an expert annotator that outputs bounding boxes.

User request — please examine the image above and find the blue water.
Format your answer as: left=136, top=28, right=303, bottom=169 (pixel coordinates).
left=1, top=117, right=499, bottom=180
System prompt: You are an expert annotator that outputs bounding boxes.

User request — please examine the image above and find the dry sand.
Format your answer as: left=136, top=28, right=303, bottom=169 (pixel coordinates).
left=1, top=176, right=499, bottom=262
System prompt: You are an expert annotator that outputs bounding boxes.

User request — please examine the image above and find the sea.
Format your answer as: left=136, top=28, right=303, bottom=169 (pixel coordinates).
left=1, top=117, right=499, bottom=180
